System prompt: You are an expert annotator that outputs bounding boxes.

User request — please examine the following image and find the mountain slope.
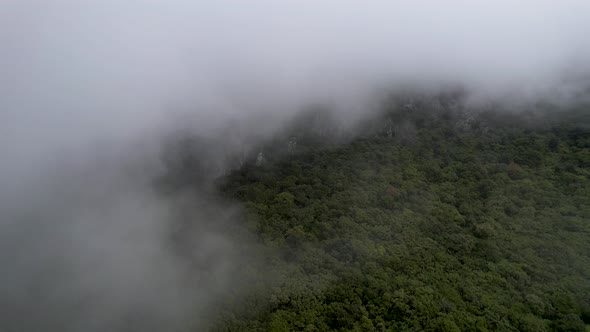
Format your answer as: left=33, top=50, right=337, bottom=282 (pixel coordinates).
left=210, top=106, right=590, bottom=331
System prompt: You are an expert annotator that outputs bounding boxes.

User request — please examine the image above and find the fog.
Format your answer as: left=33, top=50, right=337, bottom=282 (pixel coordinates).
left=1, top=0, right=590, bottom=331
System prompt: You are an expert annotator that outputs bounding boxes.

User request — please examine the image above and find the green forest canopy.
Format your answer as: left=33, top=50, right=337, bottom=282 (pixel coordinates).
left=194, top=102, right=590, bottom=331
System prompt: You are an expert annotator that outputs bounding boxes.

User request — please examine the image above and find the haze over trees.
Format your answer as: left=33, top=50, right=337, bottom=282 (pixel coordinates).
left=160, top=96, right=590, bottom=331
left=1, top=1, right=590, bottom=331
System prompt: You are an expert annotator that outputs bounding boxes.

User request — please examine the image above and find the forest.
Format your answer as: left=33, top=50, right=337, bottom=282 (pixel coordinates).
left=169, top=97, right=590, bottom=331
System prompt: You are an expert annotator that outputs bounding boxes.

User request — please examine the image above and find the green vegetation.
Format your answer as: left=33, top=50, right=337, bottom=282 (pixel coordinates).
left=209, top=105, right=590, bottom=331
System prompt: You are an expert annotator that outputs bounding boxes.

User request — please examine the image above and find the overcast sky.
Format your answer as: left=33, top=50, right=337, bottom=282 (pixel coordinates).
left=2, top=1, right=590, bottom=163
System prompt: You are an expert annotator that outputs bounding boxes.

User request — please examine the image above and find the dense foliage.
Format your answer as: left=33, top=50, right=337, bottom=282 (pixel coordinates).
left=208, top=104, right=590, bottom=331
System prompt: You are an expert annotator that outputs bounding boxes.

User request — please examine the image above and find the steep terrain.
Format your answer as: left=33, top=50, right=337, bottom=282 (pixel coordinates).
left=205, top=101, right=590, bottom=331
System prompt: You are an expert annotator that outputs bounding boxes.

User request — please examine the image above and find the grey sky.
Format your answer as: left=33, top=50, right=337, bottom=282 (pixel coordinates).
left=2, top=1, right=590, bottom=145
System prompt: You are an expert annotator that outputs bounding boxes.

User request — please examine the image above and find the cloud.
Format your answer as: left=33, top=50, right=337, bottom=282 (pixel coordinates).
left=0, top=1, right=589, bottom=330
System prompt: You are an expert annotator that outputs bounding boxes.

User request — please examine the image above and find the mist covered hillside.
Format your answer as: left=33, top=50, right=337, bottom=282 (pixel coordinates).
left=204, top=102, right=590, bottom=331
left=2, top=1, right=590, bottom=331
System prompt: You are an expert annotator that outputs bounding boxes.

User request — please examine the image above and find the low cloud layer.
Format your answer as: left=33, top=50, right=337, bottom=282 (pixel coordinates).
left=1, top=1, right=589, bottom=331
left=3, top=1, right=590, bottom=156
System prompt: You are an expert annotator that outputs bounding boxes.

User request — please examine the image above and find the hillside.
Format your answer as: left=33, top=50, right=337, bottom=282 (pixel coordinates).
left=200, top=103, right=590, bottom=331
